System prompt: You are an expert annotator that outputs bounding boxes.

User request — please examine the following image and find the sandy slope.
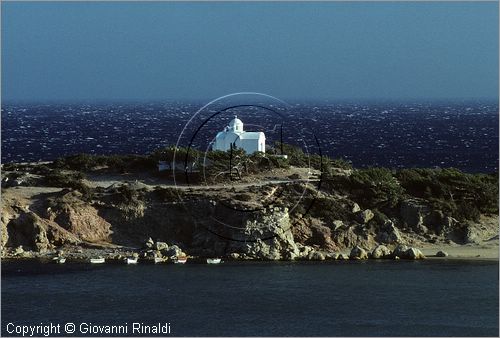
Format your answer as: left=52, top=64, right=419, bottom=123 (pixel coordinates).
left=420, top=242, right=499, bottom=260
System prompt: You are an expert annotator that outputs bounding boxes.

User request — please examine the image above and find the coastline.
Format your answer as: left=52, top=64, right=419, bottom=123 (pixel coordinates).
left=2, top=156, right=498, bottom=264
left=2, top=241, right=498, bottom=263
left=420, top=244, right=499, bottom=261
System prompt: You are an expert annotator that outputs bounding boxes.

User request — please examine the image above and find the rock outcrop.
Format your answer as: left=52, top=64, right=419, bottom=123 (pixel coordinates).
left=6, top=211, right=80, bottom=252
left=392, top=244, right=425, bottom=260
left=400, top=199, right=431, bottom=233
left=436, top=250, right=448, bottom=257
left=371, top=245, right=391, bottom=259
left=228, top=207, right=301, bottom=260
left=1, top=166, right=497, bottom=261
left=405, top=247, right=425, bottom=260
left=376, top=220, right=403, bottom=244
left=349, top=246, right=368, bottom=260
left=392, top=244, right=409, bottom=258
left=45, top=191, right=113, bottom=243
left=357, top=209, right=374, bottom=224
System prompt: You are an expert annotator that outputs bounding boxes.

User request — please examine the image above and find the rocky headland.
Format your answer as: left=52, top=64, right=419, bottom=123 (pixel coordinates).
left=1, top=149, right=498, bottom=263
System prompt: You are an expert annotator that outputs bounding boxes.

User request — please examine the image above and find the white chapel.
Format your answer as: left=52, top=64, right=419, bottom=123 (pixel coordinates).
left=212, top=116, right=266, bottom=154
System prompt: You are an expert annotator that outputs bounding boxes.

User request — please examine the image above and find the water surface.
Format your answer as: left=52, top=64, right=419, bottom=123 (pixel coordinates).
left=1, top=260, right=498, bottom=336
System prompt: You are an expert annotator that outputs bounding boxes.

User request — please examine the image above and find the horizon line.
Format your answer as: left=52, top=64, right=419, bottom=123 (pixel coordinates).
left=2, top=97, right=499, bottom=104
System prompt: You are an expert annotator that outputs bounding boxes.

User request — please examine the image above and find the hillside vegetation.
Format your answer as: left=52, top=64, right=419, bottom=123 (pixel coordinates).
left=4, top=144, right=495, bottom=223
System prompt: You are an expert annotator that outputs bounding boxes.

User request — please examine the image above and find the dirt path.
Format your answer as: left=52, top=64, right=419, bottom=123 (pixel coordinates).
left=85, top=166, right=321, bottom=190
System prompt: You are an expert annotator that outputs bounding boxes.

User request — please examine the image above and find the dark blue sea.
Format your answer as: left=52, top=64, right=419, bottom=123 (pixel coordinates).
left=1, top=101, right=498, bottom=172
left=1, top=260, right=498, bottom=336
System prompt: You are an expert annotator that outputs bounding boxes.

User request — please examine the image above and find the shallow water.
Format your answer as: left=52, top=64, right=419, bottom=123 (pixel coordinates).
left=1, top=260, right=499, bottom=336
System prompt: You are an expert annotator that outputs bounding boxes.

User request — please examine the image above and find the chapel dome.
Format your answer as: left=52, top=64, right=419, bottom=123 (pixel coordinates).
left=228, top=116, right=244, bottom=132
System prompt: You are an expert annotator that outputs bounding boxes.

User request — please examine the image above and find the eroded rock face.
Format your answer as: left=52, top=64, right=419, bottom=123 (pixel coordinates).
left=357, top=209, right=374, bottom=224
left=1, top=211, right=14, bottom=251
left=392, top=244, right=409, bottom=258
left=463, top=223, right=485, bottom=244
left=372, top=245, right=391, bottom=259
left=377, top=220, right=403, bottom=244
left=405, top=247, right=425, bottom=260
left=307, top=251, right=326, bottom=261
left=226, top=208, right=301, bottom=260
left=392, top=244, right=425, bottom=259
left=349, top=245, right=368, bottom=260
left=334, top=226, right=359, bottom=248
left=291, top=220, right=314, bottom=244
left=400, top=199, right=454, bottom=235
left=1, top=174, right=496, bottom=260
left=47, top=197, right=113, bottom=243
left=307, top=222, right=337, bottom=251
left=400, top=199, right=431, bottom=233
left=6, top=212, right=79, bottom=252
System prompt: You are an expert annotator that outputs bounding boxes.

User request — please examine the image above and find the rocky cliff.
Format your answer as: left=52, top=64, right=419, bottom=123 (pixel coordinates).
left=2, top=172, right=498, bottom=261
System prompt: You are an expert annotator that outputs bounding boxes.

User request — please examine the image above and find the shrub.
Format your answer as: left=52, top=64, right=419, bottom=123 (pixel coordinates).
left=327, top=167, right=404, bottom=209
left=329, top=158, right=353, bottom=170
left=45, top=169, right=84, bottom=187
left=396, top=168, right=498, bottom=221
left=116, top=185, right=143, bottom=204
left=53, top=154, right=155, bottom=172
left=372, top=208, right=389, bottom=225
left=154, top=187, right=182, bottom=201
left=44, top=169, right=94, bottom=200
left=150, top=146, right=201, bottom=165
left=307, top=196, right=352, bottom=222
left=234, top=193, right=253, bottom=201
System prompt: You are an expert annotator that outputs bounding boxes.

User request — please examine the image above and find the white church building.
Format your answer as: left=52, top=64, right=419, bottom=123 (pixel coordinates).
left=212, top=116, right=265, bottom=154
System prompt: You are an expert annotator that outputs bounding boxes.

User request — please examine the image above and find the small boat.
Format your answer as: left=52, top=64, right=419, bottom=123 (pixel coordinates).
left=174, top=255, right=188, bottom=264
left=53, top=257, right=66, bottom=264
left=154, top=257, right=166, bottom=264
left=125, top=257, right=138, bottom=264
left=206, top=258, right=221, bottom=264
left=90, top=257, right=105, bottom=264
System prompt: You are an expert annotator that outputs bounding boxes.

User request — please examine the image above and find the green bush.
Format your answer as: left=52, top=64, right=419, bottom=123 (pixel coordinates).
left=53, top=154, right=155, bottom=172
left=44, top=169, right=94, bottom=200
left=307, top=196, right=352, bottom=222
left=154, top=187, right=182, bottom=201
left=45, top=169, right=84, bottom=187
left=150, top=146, right=201, bottom=166
left=371, top=208, right=389, bottom=225
left=328, top=167, right=404, bottom=209
left=234, top=193, right=253, bottom=201
left=396, top=168, right=498, bottom=221
left=115, top=185, right=143, bottom=204
left=329, top=158, right=353, bottom=170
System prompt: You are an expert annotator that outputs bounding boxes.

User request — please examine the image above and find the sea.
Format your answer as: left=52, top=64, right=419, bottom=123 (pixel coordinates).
left=1, top=100, right=498, bottom=172
left=1, top=100, right=499, bottom=337
left=1, top=260, right=499, bottom=336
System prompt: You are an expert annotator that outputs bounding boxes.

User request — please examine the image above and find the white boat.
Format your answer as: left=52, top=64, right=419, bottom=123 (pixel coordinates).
left=53, top=257, right=66, bottom=264
left=125, top=257, right=138, bottom=264
left=90, top=258, right=105, bottom=264
left=174, top=256, right=188, bottom=264
left=206, top=258, right=221, bottom=264
left=154, top=257, right=166, bottom=264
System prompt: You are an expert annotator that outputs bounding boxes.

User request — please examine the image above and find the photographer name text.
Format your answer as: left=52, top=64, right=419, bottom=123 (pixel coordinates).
left=6, top=322, right=171, bottom=336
